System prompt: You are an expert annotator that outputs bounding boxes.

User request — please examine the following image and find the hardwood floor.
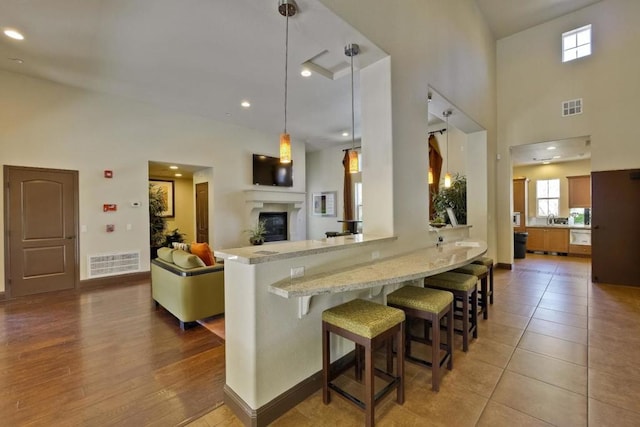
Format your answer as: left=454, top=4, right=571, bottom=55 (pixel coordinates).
left=0, top=280, right=225, bottom=426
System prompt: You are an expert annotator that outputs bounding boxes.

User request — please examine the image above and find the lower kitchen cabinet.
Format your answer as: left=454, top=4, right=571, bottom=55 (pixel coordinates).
left=526, top=227, right=569, bottom=254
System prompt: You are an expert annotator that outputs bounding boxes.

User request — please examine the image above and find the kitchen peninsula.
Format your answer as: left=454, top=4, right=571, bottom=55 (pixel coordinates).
left=217, top=230, right=485, bottom=425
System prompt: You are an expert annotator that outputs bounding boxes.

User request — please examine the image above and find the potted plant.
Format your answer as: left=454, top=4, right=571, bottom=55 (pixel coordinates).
left=149, top=184, right=168, bottom=258
left=163, top=228, right=186, bottom=247
left=245, top=220, right=267, bottom=245
left=432, top=173, right=467, bottom=225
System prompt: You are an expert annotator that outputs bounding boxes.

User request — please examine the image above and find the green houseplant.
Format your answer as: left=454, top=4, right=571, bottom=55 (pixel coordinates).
left=149, top=184, right=168, bottom=251
left=245, top=220, right=267, bottom=245
left=432, top=173, right=467, bottom=225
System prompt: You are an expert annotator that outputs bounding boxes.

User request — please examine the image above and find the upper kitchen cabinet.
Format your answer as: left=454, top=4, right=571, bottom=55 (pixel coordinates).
left=567, top=175, right=591, bottom=208
left=513, top=177, right=527, bottom=232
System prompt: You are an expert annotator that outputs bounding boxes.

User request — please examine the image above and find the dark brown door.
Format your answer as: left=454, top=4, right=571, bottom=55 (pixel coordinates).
left=4, top=166, right=79, bottom=298
left=195, top=182, right=209, bottom=243
left=592, top=169, right=640, bottom=286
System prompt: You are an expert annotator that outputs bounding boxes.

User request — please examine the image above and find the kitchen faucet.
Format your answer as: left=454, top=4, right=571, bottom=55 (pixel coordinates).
left=547, top=213, right=555, bottom=225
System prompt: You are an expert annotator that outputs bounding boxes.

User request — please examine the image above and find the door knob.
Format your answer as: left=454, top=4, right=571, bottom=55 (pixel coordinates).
left=66, top=236, right=76, bottom=239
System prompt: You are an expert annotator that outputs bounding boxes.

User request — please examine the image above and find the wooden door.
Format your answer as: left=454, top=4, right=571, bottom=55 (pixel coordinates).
left=195, top=182, right=209, bottom=243
left=592, top=169, right=640, bottom=286
left=4, top=166, right=79, bottom=297
left=513, top=178, right=527, bottom=232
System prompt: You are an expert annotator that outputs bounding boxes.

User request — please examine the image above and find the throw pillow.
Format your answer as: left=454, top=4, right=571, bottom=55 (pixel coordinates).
left=190, top=242, right=215, bottom=266
left=172, top=249, right=206, bottom=269
left=157, top=247, right=175, bottom=262
left=172, top=242, right=190, bottom=252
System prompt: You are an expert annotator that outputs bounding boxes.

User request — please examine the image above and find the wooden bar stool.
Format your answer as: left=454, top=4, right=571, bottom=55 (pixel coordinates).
left=322, top=299, right=405, bottom=427
left=452, top=263, right=490, bottom=319
left=424, top=272, right=478, bottom=352
left=473, top=256, right=494, bottom=304
left=387, top=286, right=454, bottom=392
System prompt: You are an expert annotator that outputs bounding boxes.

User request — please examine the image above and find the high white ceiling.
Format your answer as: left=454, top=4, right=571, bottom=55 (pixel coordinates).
left=1, top=0, right=601, bottom=152
left=511, top=136, right=591, bottom=167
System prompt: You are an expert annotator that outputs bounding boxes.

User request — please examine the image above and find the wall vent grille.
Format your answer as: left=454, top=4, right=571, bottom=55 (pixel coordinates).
left=88, top=251, right=140, bottom=278
left=562, top=98, right=583, bottom=116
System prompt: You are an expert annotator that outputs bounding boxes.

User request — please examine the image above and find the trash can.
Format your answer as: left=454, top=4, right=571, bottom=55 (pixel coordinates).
left=514, top=232, right=528, bottom=259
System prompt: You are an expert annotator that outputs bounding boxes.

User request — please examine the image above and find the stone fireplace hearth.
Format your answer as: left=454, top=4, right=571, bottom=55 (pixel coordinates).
left=244, top=189, right=306, bottom=242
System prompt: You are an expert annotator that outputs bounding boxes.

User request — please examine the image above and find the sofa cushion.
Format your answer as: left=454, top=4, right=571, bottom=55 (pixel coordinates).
left=172, top=249, right=206, bottom=269
left=157, top=247, right=175, bottom=263
left=190, top=242, right=215, bottom=266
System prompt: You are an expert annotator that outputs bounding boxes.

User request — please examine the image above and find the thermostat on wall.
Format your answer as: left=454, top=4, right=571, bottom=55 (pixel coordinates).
left=130, top=201, right=141, bottom=207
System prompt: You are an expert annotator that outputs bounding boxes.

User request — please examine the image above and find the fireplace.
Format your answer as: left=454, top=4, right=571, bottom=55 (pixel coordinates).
left=259, top=212, right=288, bottom=242
left=244, top=189, right=306, bottom=242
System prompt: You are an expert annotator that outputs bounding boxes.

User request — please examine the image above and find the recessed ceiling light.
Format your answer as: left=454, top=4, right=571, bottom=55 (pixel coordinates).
left=542, top=161, right=551, bottom=165
left=342, top=132, right=349, bottom=137
left=9, top=57, right=24, bottom=64
left=4, top=29, right=24, bottom=40
left=547, top=146, right=557, bottom=150
left=174, top=173, right=182, bottom=177
left=241, top=101, right=251, bottom=108
left=301, top=69, right=312, bottom=77
left=553, top=155, right=561, bottom=159
left=169, top=165, right=178, bottom=170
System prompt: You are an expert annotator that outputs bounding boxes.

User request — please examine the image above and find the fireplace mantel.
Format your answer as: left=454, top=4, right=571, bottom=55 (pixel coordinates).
left=244, top=189, right=306, bottom=209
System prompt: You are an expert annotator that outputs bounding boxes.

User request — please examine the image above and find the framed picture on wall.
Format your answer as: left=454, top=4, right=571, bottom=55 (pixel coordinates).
left=150, top=179, right=175, bottom=217
left=312, top=191, right=337, bottom=216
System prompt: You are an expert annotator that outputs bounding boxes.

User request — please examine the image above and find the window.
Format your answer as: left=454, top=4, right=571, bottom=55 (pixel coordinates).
left=562, top=24, right=591, bottom=62
left=354, top=182, right=363, bottom=223
left=536, top=179, right=560, bottom=217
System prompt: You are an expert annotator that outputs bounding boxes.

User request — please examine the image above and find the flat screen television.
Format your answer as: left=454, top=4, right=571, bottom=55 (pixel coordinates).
left=252, top=154, right=293, bottom=187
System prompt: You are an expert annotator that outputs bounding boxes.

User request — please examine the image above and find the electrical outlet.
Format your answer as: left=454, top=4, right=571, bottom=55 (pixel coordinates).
left=371, top=251, right=380, bottom=260
left=291, top=266, right=305, bottom=279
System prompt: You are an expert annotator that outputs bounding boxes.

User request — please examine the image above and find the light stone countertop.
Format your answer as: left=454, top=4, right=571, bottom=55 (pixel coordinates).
left=525, top=224, right=591, bottom=230
left=268, top=239, right=487, bottom=298
left=216, top=234, right=397, bottom=265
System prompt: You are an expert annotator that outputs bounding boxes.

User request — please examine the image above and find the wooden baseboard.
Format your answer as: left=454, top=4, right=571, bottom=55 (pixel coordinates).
left=496, top=263, right=512, bottom=270
left=80, top=271, right=150, bottom=289
left=224, top=351, right=355, bottom=426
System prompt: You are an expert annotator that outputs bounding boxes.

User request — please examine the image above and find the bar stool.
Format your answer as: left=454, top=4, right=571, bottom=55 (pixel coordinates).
left=473, top=256, right=494, bottom=304
left=387, top=286, right=454, bottom=391
left=452, top=263, right=490, bottom=320
left=424, top=272, right=478, bottom=352
left=322, top=299, right=405, bottom=427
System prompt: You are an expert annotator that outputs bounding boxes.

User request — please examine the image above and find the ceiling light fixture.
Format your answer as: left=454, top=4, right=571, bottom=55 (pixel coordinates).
left=542, top=161, right=551, bottom=165
left=175, top=173, right=183, bottom=177
left=345, top=43, right=360, bottom=173
left=3, top=29, right=24, bottom=40
left=301, top=69, right=311, bottom=77
left=169, top=165, right=178, bottom=170
left=443, top=110, right=453, bottom=188
left=9, top=57, right=24, bottom=64
left=278, top=0, right=297, bottom=164
left=547, top=146, right=557, bottom=150
left=342, top=131, right=349, bottom=137
left=241, top=100, right=251, bottom=108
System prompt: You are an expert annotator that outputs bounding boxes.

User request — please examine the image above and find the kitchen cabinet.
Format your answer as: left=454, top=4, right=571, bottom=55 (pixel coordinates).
left=567, top=175, right=591, bottom=208
left=513, top=178, right=527, bottom=232
left=526, top=227, right=569, bottom=254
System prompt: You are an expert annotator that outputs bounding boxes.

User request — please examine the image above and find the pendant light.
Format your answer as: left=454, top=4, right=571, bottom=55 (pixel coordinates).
left=428, top=168, right=434, bottom=184
left=443, top=110, right=452, bottom=188
left=345, top=43, right=360, bottom=173
left=278, top=0, right=297, bottom=164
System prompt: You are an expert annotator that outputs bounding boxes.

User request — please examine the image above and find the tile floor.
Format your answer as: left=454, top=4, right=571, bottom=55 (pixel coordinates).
left=189, top=254, right=640, bottom=426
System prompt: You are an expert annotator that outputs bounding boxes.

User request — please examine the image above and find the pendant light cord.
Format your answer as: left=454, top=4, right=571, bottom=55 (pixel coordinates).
left=284, top=10, right=289, bottom=134
left=350, top=51, right=355, bottom=150
left=446, top=113, right=449, bottom=174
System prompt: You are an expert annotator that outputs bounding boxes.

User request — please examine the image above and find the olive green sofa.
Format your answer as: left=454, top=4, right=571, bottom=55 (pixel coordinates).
left=151, top=248, right=224, bottom=330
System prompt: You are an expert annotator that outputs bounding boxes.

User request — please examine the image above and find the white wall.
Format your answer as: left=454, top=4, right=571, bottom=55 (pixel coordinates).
left=0, top=70, right=306, bottom=288
left=320, top=0, right=497, bottom=253
left=496, top=0, right=640, bottom=265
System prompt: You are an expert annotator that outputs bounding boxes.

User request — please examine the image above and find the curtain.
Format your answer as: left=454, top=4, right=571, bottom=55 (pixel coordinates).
left=428, top=134, right=443, bottom=219
left=342, top=150, right=354, bottom=232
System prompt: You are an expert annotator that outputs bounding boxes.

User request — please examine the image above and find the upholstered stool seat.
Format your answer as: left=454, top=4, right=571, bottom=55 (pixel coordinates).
left=473, top=256, right=494, bottom=304
left=424, top=272, right=478, bottom=352
left=452, top=263, right=490, bottom=320
left=322, top=299, right=405, bottom=427
left=387, top=286, right=454, bottom=391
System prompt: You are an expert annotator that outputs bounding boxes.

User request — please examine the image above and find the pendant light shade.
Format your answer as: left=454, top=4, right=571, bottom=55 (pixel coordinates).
left=348, top=150, right=359, bottom=173
left=278, top=0, right=297, bottom=164
left=345, top=43, right=360, bottom=174
left=428, top=167, right=434, bottom=184
left=279, top=133, right=291, bottom=163
left=443, top=109, right=452, bottom=188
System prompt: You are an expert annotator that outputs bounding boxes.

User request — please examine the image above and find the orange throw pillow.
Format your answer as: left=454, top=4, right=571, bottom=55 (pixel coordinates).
left=190, top=242, right=215, bottom=266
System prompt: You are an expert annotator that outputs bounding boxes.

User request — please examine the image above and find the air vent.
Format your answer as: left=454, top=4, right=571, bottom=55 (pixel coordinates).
left=562, top=98, right=583, bottom=117
left=88, top=251, right=140, bottom=278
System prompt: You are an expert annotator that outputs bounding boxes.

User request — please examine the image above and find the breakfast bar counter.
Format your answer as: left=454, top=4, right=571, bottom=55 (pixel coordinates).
left=269, top=239, right=487, bottom=298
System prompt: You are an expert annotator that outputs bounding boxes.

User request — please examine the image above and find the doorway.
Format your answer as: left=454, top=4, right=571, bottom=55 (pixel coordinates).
left=4, top=166, right=79, bottom=298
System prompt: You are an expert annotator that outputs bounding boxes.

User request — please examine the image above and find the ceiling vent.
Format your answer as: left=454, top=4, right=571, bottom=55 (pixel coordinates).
left=562, top=98, right=583, bottom=117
